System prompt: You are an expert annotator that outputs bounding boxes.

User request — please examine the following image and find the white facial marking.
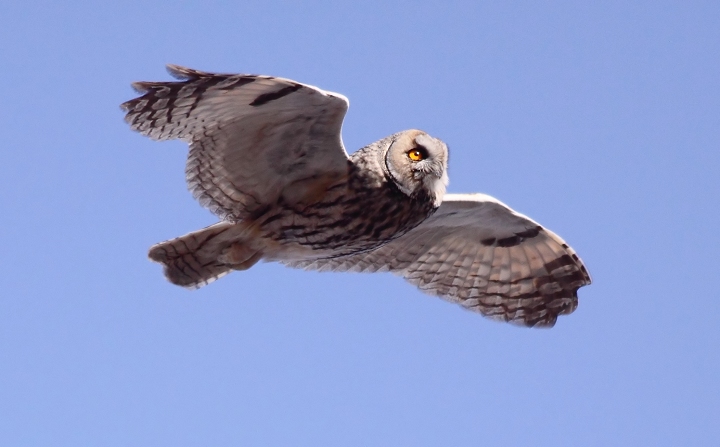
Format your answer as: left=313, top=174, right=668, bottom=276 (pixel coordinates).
left=425, top=169, right=448, bottom=206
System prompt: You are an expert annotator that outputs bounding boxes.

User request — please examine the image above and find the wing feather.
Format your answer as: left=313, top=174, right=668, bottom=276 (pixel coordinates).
left=122, top=65, right=351, bottom=221
left=286, top=193, right=591, bottom=327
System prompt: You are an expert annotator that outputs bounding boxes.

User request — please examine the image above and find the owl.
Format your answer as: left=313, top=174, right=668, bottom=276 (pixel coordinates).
left=121, top=65, right=591, bottom=327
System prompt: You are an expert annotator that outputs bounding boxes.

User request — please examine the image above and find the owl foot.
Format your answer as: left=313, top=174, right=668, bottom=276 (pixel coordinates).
left=220, top=242, right=262, bottom=271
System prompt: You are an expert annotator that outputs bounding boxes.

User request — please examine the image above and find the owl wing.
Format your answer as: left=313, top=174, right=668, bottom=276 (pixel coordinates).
left=288, top=193, right=591, bottom=327
left=121, top=65, right=350, bottom=221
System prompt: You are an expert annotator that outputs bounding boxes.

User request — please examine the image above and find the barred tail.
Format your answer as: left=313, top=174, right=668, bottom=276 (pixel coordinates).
left=148, top=222, right=237, bottom=289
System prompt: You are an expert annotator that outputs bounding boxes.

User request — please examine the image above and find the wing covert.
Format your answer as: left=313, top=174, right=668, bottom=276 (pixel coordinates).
left=121, top=65, right=351, bottom=220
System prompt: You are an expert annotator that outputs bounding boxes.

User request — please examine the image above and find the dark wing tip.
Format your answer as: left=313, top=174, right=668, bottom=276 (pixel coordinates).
left=524, top=316, right=558, bottom=328
left=498, top=294, right=572, bottom=328
left=119, top=99, right=133, bottom=112
left=129, top=81, right=153, bottom=94
left=166, top=64, right=205, bottom=80
left=579, top=262, right=592, bottom=286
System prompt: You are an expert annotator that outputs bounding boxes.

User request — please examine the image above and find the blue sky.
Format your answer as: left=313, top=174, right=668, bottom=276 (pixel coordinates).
left=1, top=1, right=719, bottom=445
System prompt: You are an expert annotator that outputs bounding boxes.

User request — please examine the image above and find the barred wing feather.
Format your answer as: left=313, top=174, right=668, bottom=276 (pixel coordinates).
left=289, top=193, right=591, bottom=327
left=121, top=65, right=350, bottom=221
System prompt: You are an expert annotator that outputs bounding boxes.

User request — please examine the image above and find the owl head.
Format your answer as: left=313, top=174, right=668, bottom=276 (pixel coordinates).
left=384, top=130, right=449, bottom=206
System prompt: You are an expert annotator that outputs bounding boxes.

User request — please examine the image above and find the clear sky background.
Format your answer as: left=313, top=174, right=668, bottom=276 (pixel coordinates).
left=1, top=1, right=718, bottom=445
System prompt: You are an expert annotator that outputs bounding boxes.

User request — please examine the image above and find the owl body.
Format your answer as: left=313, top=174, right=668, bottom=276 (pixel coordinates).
left=122, top=65, right=591, bottom=327
left=256, top=159, right=437, bottom=258
left=208, top=148, right=438, bottom=266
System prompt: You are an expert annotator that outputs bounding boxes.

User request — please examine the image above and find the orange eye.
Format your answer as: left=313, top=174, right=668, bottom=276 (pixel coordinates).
left=408, top=148, right=425, bottom=161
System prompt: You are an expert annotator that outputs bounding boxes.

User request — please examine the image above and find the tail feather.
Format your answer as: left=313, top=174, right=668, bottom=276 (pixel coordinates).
left=148, top=222, right=236, bottom=289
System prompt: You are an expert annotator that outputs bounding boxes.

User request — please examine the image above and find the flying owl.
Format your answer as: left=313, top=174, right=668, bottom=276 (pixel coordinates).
left=121, top=64, right=591, bottom=327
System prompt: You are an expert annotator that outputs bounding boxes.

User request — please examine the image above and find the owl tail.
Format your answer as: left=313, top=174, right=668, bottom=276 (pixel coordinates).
left=147, top=221, right=261, bottom=289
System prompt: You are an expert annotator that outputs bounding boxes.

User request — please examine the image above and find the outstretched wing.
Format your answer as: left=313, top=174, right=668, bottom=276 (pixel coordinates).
left=121, top=65, right=350, bottom=221
left=289, top=193, right=591, bottom=327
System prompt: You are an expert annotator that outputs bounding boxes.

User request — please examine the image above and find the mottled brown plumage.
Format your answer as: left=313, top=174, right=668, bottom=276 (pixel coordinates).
left=121, top=65, right=591, bottom=327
